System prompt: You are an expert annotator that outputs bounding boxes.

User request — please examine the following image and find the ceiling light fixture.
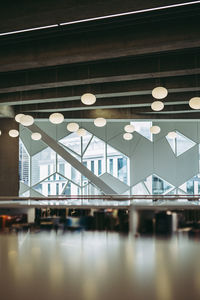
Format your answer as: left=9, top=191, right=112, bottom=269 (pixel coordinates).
left=67, top=122, right=79, bottom=132
left=15, top=114, right=25, bottom=123
left=9, top=129, right=19, bottom=137
left=151, top=101, right=164, bottom=111
left=189, top=97, right=200, bottom=109
left=150, top=125, right=161, bottom=134
left=31, top=132, right=42, bottom=141
left=167, top=131, right=177, bottom=139
left=124, top=124, right=135, bottom=133
left=152, top=87, right=168, bottom=99
left=123, top=133, right=133, bottom=140
left=94, top=117, right=106, bottom=127
left=49, top=113, right=64, bottom=124
left=77, top=128, right=86, bottom=136
left=20, top=115, right=34, bottom=126
left=81, top=93, right=96, bottom=105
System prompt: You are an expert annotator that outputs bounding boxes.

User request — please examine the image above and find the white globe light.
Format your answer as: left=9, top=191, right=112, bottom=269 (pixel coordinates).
left=20, top=115, right=34, bottom=126
left=81, top=93, right=96, bottom=105
left=9, top=129, right=19, bottom=137
left=123, top=133, right=133, bottom=140
left=31, top=132, right=42, bottom=141
left=124, top=124, right=135, bottom=133
left=94, top=117, right=106, bottom=127
left=15, top=113, right=25, bottom=123
left=151, top=101, right=164, bottom=111
left=189, top=97, right=200, bottom=109
left=67, top=122, right=79, bottom=132
left=150, top=125, right=161, bottom=134
left=152, top=87, right=168, bottom=99
left=49, top=113, right=64, bottom=124
left=0, top=130, right=1, bottom=136
left=77, top=128, right=86, bottom=136
left=167, top=131, right=177, bottom=139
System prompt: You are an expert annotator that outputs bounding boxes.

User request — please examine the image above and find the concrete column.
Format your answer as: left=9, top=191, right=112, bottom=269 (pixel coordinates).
left=129, top=207, right=139, bottom=235
left=27, top=208, right=35, bottom=223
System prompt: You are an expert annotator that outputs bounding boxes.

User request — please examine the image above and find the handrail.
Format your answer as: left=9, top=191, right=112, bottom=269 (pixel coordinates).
left=0, top=195, right=200, bottom=202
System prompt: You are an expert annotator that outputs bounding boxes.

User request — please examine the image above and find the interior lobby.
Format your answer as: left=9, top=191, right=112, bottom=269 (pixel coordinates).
left=1, top=1, right=200, bottom=299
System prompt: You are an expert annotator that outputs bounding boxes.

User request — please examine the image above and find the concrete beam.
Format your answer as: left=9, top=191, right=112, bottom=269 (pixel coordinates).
left=28, top=123, right=117, bottom=195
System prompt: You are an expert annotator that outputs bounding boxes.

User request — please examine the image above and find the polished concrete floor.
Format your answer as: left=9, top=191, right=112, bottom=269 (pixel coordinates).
left=0, top=231, right=200, bottom=300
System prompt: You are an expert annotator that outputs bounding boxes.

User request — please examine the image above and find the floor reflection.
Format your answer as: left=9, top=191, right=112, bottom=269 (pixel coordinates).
left=0, top=232, right=199, bottom=300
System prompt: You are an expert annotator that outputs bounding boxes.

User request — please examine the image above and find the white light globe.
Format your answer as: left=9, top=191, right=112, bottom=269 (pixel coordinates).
left=31, top=132, right=42, bottom=141
left=150, top=125, right=161, bottom=134
left=124, top=124, right=135, bottom=133
left=67, top=122, right=79, bottom=132
left=189, top=97, right=200, bottom=109
left=151, top=101, right=164, bottom=111
left=152, top=87, right=168, bottom=99
left=123, top=133, right=133, bottom=140
left=94, top=117, right=106, bottom=127
left=81, top=93, right=96, bottom=105
left=49, top=113, right=64, bottom=124
left=20, top=115, right=34, bottom=126
left=0, top=130, right=1, bottom=136
left=15, top=113, right=25, bottom=123
left=77, top=128, right=86, bottom=136
left=167, top=131, right=177, bottom=139
left=9, top=129, right=19, bottom=137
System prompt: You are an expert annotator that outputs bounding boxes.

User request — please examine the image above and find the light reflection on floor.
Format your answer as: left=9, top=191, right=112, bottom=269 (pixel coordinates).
left=0, top=231, right=200, bottom=300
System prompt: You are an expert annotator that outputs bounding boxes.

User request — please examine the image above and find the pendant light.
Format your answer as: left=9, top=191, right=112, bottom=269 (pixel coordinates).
left=123, top=133, right=133, bottom=140
left=9, top=129, right=19, bottom=137
left=20, top=115, right=34, bottom=126
left=67, top=122, right=79, bottom=132
left=167, top=131, right=177, bottom=139
left=94, top=117, right=106, bottom=127
left=49, top=113, right=64, bottom=124
left=124, top=124, right=135, bottom=133
left=15, top=113, right=25, bottom=123
left=189, top=97, right=200, bottom=109
left=31, top=132, right=42, bottom=140
left=150, top=126, right=161, bottom=134
left=81, top=93, right=96, bottom=105
left=152, top=87, right=168, bottom=99
left=77, top=128, right=86, bottom=136
left=151, top=101, right=164, bottom=111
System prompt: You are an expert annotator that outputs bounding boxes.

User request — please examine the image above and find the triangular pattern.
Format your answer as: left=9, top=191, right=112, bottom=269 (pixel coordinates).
left=107, top=144, right=129, bottom=184
left=166, top=131, right=196, bottom=156
left=32, top=173, right=67, bottom=196
left=144, top=174, right=174, bottom=195
left=83, top=136, right=106, bottom=176
left=179, top=174, right=200, bottom=195
left=82, top=131, right=93, bottom=153
left=31, top=147, right=56, bottom=186
left=59, top=132, right=81, bottom=155
left=19, top=139, right=30, bottom=186
left=61, top=181, right=81, bottom=195
left=131, top=182, right=149, bottom=195
left=131, top=121, right=152, bottom=141
left=57, top=155, right=82, bottom=186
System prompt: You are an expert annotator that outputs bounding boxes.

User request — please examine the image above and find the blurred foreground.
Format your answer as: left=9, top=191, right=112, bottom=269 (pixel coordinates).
left=0, top=231, right=200, bottom=300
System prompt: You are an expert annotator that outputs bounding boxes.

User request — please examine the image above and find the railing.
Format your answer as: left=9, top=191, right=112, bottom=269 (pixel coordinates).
left=0, top=195, right=200, bottom=209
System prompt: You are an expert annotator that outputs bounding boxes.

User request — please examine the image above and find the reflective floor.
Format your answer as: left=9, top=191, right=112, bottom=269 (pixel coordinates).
left=0, top=231, right=200, bottom=300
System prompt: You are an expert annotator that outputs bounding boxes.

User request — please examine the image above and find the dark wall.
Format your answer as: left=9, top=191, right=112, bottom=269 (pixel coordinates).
left=0, top=119, right=19, bottom=196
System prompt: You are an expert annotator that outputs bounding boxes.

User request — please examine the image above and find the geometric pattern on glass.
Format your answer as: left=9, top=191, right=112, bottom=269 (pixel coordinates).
left=107, top=144, right=129, bottom=184
left=179, top=174, right=200, bottom=195
left=166, top=131, right=196, bottom=156
left=32, top=173, right=67, bottom=196
left=31, top=147, right=56, bottom=186
left=144, top=174, right=174, bottom=195
left=131, top=121, right=153, bottom=141
left=19, top=139, right=30, bottom=186
left=59, top=132, right=81, bottom=155
left=83, top=136, right=106, bottom=177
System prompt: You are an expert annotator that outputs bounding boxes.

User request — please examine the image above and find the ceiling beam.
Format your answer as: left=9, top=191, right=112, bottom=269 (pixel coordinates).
left=1, top=75, right=200, bottom=106
left=1, top=15, right=200, bottom=72
left=0, top=0, right=194, bottom=34
left=13, top=93, right=194, bottom=113
left=0, top=52, right=200, bottom=93
left=25, top=107, right=200, bottom=120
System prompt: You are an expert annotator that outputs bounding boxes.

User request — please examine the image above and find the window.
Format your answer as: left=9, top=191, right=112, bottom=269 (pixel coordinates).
left=91, top=160, right=94, bottom=173
left=48, top=183, right=51, bottom=195
left=56, top=183, right=59, bottom=195
left=98, top=160, right=102, bottom=175
left=117, top=157, right=127, bottom=183
left=109, top=159, right=113, bottom=175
